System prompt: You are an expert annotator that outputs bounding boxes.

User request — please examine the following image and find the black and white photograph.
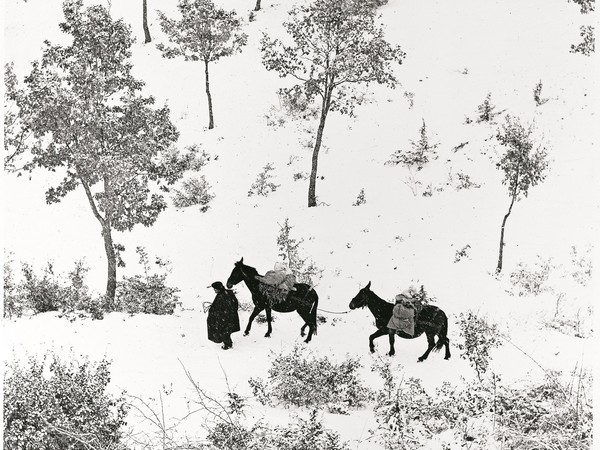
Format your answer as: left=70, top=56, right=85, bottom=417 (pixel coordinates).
left=2, top=0, right=597, bottom=448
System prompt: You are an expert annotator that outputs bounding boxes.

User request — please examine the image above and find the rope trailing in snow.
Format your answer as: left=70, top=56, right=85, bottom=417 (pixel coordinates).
left=316, top=308, right=351, bottom=315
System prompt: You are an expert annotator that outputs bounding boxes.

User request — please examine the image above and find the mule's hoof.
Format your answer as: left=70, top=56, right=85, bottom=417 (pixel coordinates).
left=304, top=338, right=311, bottom=344
left=222, top=344, right=232, bottom=350
left=444, top=356, right=451, bottom=360
left=417, top=358, right=424, bottom=363
left=370, top=348, right=375, bottom=354
left=300, top=332, right=305, bottom=337
left=264, top=333, right=271, bottom=338
left=388, top=352, right=395, bottom=357
left=244, top=331, right=250, bottom=336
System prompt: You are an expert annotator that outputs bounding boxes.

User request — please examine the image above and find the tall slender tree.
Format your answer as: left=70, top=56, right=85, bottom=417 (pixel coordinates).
left=143, top=0, right=151, bottom=43
left=157, top=0, right=247, bottom=130
left=10, top=0, right=185, bottom=307
left=261, top=0, right=404, bottom=207
left=495, top=115, right=549, bottom=273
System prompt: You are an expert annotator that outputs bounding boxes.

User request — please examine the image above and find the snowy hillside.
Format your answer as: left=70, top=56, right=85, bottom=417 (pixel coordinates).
left=2, top=0, right=597, bottom=448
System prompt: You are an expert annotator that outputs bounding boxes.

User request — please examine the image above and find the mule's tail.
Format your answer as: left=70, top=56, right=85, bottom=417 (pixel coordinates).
left=433, top=311, right=449, bottom=352
left=310, top=290, right=318, bottom=336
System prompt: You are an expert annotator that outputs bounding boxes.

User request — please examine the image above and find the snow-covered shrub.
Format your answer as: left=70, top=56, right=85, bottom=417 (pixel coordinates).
left=3, top=353, right=128, bottom=449
left=277, top=218, right=322, bottom=285
left=386, top=119, right=438, bottom=170
left=293, top=171, right=308, bottom=181
left=4, top=258, right=102, bottom=318
left=510, top=258, right=553, bottom=296
left=248, top=163, right=280, bottom=197
left=115, top=247, right=181, bottom=315
left=248, top=345, right=371, bottom=413
left=352, top=188, right=367, bottom=206
left=266, top=410, right=350, bottom=450
left=457, top=312, right=502, bottom=380
left=571, top=25, right=594, bottom=55
left=172, top=175, right=214, bottom=211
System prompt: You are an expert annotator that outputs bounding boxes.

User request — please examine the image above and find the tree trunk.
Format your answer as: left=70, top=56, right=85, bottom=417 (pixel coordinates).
left=143, top=0, right=151, bottom=44
left=496, top=193, right=517, bottom=274
left=254, top=0, right=261, bottom=11
left=308, top=109, right=329, bottom=207
left=102, top=224, right=117, bottom=309
left=204, top=60, right=214, bottom=130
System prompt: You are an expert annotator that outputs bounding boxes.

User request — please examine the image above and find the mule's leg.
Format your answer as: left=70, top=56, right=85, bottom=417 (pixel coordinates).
left=244, top=306, right=262, bottom=336
left=418, top=333, right=436, bottom=362
left=300, top=323, right=308, bottom=337
left=264, top=307, right=273, bottom=337
left=369, top=328, right=387, bottom=353
left=388, top=330, right=396, bottom=357
left=297, top=309, right=315, bottom=343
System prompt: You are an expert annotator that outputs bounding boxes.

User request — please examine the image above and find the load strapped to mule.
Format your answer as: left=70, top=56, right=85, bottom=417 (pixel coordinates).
left=387, top=285, right=425, bottom=337
left=255, top=262, right=297, bottom=306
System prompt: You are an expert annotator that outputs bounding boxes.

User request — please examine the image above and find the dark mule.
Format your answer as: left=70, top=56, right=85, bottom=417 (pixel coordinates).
left=349, top=282, right=451, bottom=362
left=226, top=258, right=319, bottom=343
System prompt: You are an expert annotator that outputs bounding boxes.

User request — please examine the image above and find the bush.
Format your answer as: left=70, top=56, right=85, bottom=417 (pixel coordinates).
left=454, top=244, right=471, bottom=263
left=570, top=245, right=593, bottom=286
left=533, top=80, right=549, bottom=106
left=457, top=312, right=502, bottom=380
left=571, top=25, right=595, bottom=56
left=352, top=188, right=367, bottom=206
left=454, top=172, right=481, bottom=190
left=569, top=0, right=595, bottom=14
left=4, top=353, right=128, bottom=449
left=248, top=345, right=371, bottom=413
left=510, top=258, right=553, bottom=296
left=172, top=175, right=215, bottom=211
left=248, top=163, right=280, bottom=197
left=277, top=218, right=322, bottom=286
left=115, top=247, right=181, bottom=315
left=371, top=359, right=592, bottom=450
left=4, top=258, right=102, bottom=319
left=476, top=92, right=500, bottom=123
left=386, top=119, right=438, bottom=170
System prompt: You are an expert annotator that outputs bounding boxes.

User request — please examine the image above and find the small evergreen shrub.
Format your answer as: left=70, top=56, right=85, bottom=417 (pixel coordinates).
left=457, top=312, right=502, bottom=380
left=248, top=163, right=280, bottom=197
left=386, top=119, right=438, bottom=170
left=455, top=172, right=481, bottom=190
left=476, top=92, right=500, bottom=123
left=172, top=175, right=215, bottom=211
left=352, top=188, right=367, bottom=206
left=277, top=218, right=322, bottom=285
left=3, top=353, right=128, bottom=449
left=248, top=345, right=371, bottom=413
left=115, top=247, right=181, bottom=315
left=571, top=26, right=595, bottom=56
left=510, top=258, right=553, bottom=296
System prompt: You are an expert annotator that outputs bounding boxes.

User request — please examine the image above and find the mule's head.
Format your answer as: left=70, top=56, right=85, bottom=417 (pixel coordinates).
left=349, top=281, right=371, bottom=310
left=226, top=258, right=245, bottom=289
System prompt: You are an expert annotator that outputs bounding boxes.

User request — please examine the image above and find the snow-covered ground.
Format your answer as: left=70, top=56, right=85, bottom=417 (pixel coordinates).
left=2, top=0, right=597, bottom=447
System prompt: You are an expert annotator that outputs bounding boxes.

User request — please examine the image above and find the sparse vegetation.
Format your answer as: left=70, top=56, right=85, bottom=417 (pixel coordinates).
left=476, top=92, right=500, bottom=123
left=454, top=244, right=472, bottom=263
left=386, top=119, right=438, bottom=170
left=510, top=257, right=553, bottom=296
left=248, top=163, right=280, bottom=197
left=533, top=80, right=549, bottom=106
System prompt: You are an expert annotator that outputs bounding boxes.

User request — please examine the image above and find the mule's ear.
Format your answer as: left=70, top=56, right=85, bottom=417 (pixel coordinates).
left=239, top=257, right=244, bottom=264
left=366, top=281, right=371, bottom=290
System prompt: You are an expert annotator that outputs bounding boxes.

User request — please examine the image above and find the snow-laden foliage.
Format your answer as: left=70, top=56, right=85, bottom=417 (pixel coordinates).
left=172, top=175, right=215, bottom=211
left=276, top=218, right=322, bottom=285
left=457, top=311, right=503, bottom=380
left=4, top=353, right=128, bottom=449
left=476, top=92, right=501, bottom=123
left=571, top=25, right=595, bottom=55
left=248, top=345, right=371, bottom=413
left=386, top=119, right=438, bottom=171
left=115, top=247, right=181, bottom=315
